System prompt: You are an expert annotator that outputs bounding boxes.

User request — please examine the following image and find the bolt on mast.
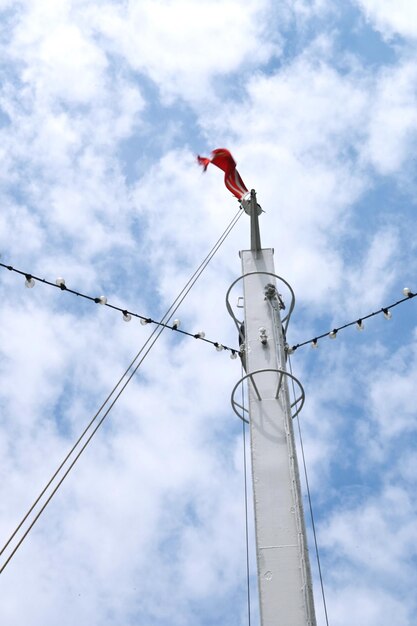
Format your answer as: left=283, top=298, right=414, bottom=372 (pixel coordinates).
left=227, top=190, right=316, bottom=625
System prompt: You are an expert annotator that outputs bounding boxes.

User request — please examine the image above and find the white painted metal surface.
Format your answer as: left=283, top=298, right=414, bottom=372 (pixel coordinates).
left=241, top=248, right=316, bottom=626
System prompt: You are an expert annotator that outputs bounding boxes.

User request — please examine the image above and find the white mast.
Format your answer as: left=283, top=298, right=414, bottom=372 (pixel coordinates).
left=227, top=190, right=316, bottom=625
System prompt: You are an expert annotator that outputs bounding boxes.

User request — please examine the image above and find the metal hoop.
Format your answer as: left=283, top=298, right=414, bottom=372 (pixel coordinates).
left=225, top=272, right=295, bottom=335
left=231, top=368, right=305, bottom=424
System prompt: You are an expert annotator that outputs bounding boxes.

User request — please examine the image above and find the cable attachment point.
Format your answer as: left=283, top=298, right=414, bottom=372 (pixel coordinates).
left=259, top=326, right=268, bottom=346
left=240, top=191, right=263, bottom=216
left=264, top=282, right=285, bottom=309
left=264, top=283, right=276, bottom=299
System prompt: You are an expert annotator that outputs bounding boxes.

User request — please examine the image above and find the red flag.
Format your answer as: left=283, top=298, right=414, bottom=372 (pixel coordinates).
left=197, top=148, right=248, bottom=200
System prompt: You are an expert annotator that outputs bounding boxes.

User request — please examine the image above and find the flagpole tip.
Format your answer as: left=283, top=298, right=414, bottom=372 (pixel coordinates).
left=240, top=190, right=262, bottom=216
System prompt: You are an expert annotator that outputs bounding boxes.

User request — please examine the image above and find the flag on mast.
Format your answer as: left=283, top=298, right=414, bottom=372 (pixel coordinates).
left=197, top=148, right=248, bottom=200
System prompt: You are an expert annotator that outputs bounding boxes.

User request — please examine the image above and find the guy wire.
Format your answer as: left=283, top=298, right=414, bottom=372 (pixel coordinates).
left=288, top=354, right=330, bottom=626
left=241, top=363, right=252, bottom=626
left=0, top=208, right=243, bottom=572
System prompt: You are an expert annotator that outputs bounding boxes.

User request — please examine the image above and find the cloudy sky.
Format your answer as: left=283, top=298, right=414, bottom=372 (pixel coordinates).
left=1, top=1, right=417, bottom=625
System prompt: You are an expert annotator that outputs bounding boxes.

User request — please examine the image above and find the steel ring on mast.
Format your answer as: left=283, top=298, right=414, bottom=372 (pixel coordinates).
left=231, top=367, right=305, bottom=424
left=225, top=271, right=296, bottom=335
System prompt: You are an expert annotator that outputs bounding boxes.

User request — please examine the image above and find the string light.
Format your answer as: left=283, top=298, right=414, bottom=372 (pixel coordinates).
left=290, top=287, right=416, bottom=353
left=25, top=274, right=35, bottom=288
left=8, top=261, right=415, bottom=359
left=0, top=261, right=240, bottom=357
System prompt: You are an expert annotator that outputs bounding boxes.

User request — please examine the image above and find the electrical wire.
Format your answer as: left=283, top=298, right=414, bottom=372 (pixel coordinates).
left=0, top=207, right=244, bottom=573
left=0, top=262, right=240, bottom=356
left=288, top=354, right=330, bottom=626
left=4, top=269, right=415, bottom=356
left=290, top=290, right=417, bottom=352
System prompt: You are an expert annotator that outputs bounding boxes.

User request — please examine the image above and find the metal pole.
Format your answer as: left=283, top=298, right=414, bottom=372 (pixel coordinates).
left=240, top=193, right=316, bottom=626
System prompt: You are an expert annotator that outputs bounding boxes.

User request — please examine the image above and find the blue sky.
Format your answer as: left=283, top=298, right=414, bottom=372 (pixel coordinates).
left=1, top=1, right=417, bottom=625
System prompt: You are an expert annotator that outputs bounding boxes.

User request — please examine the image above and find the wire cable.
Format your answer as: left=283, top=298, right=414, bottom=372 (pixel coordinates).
left=241, top=363, right=252, bottom=626
left=288, top=355, right=330, bottom=626
left=266, top=292, right=324, bottom=624
left=0, top=208, right=244, bottom=573
left=0, top=321, right=166, bottom=574
left=0, top=208, right=242, bottom=570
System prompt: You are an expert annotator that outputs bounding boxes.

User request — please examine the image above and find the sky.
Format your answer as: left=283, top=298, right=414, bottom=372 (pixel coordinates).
left=1, top=1, right=417, bottom=625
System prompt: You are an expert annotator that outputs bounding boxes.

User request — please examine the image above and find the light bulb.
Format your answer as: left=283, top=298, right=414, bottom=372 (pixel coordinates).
left=403, top=287, right=411, bottom=297
left=196, top=331, right=205, bottom=339
left=356, top=320, right=364, bottom=331
left=140, top=318, right=150, bottom=325
left=311, top=339, right=318, bottom=348
left=215, top=343, right=224, bottom=351
left=383, top=308, right=392, bottom=320
left=55, top=277, right=66, bottom=288
left=172, top=319, right=180, bottom=329
left=329, top=330, right=337, bottom=339
left=25, top=275, right=35, bottom=288
left=122, top=311, right=131, bottom=322
left=286, top=345, right=294, bottom=354
left=230, top=350, right=238, bottom=359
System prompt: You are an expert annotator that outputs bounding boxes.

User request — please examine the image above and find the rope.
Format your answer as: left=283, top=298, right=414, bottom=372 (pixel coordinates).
left=241, top=363, right=251, bottom=626
left=0, top=208, right=244, bottom=573
left=288, top=355, right=330, bottom=626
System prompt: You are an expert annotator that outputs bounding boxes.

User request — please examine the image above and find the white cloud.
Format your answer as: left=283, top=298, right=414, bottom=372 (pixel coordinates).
left=321, top=485, right=417, bottom=625
left=367, top=333, right=417, bottom=440
left=328, top=585, right=409, bottom=626
left=5, top=1, right=107, bottom=106
left=89, top=0, right=282, bottom=103
left=364, top=61, right=417, bottom=175
left=342, top=227, right=400, bottom=316
left=356, top=0, right=417, bottom=41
